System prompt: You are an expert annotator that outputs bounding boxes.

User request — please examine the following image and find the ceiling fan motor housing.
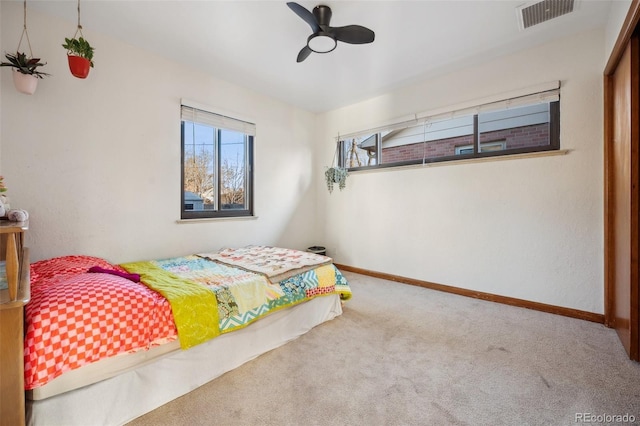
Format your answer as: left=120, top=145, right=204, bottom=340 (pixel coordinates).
left=313, top=5, right=332, bottom=28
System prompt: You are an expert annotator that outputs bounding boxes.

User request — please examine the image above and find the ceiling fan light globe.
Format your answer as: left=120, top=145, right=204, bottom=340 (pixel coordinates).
left=308, top=33, right=337, bottom=53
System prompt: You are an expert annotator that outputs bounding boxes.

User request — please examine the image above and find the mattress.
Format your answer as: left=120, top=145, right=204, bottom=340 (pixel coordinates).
left=26, top=339, right=181, bottom=401
left=27, top=293, right=342, bottom=426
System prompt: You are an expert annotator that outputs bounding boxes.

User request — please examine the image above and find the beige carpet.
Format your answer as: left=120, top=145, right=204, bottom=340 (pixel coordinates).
left=127, top=272, right=640, bottom=426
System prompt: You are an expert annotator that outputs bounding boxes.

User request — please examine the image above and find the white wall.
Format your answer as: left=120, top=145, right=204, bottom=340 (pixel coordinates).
left=0, top=3, right=318, bottom=263
left=317, top=28, right=605, bottom=314
left=604, top=0, right=631, bottom=61
left=0, top=3, right=3, bottom=167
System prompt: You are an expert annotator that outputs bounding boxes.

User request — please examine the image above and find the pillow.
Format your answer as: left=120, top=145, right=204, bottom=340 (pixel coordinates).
left=88, top=266, right=140, bottom=282
left=30, top=255, right=121, bottom=288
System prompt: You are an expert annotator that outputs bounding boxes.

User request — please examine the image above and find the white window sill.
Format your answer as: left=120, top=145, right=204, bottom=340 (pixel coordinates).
left=176, top=216, right=259, bottom=224
left=352, top=149, right=570, bottom=174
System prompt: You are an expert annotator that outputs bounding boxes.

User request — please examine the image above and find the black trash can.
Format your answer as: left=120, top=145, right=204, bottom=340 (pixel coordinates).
left=307, top=246, right=327, bottom=256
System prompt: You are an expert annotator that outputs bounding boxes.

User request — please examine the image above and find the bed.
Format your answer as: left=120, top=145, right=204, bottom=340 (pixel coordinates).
left=24, top=246, right=351, bottom=426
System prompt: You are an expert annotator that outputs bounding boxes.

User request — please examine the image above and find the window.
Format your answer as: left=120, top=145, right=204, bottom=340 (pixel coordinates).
left=181, top=104, right=254, bottom=219
left=339, top=88, right=560, bottom=170
left=455, top=141, right=506, bottom=155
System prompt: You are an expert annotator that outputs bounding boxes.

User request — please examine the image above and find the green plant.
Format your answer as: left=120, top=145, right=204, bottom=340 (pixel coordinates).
left=325, top=166, right=348, bottom=193
left=0, top=51, right=49, bottom=78
left=62, top=37, right=94, bottom=67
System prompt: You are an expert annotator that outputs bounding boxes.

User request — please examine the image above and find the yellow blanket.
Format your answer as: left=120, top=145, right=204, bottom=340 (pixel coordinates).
left=120, top=261, right=220, bottom=350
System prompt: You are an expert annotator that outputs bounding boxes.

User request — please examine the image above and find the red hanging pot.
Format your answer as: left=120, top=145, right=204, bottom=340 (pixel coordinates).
left=67, top=55, right=90, bottom=79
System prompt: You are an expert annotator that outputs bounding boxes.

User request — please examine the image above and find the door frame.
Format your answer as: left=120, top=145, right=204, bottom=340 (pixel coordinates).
left=604, top=0, right=640, bottom=361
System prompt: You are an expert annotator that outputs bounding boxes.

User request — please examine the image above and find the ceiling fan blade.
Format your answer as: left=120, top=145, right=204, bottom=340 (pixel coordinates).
left=287, top=2, right=321, bottom=34
left=297, top=46, right=313, bottom=63
left=331, top=25, right=375, bottom=44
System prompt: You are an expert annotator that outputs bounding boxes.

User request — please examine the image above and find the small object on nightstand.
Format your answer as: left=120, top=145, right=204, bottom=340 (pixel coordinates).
left=7, top=209, right=28, bottom=222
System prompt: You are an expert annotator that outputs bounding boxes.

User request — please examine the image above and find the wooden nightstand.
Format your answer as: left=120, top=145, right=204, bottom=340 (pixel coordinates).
left=0, top=220, right=29, bottom=426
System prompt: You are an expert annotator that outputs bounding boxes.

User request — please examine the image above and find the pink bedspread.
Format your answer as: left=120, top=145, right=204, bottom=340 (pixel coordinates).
left=24, top=256, right=177, bottom=390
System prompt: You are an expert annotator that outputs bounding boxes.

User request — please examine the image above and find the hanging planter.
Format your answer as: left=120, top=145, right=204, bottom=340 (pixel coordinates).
left=12, top=68, right=38, bottom=94
left=1, top=52, right=49, bottom=95
left=66, top=49, right=92, bottom=78
left=0, top=1, right=50, bottom=94
left=63, top=0, right=95, bottom=79
left=325, top=166, right=348, bottom=193
left=325, top=138, right=349, bottom=193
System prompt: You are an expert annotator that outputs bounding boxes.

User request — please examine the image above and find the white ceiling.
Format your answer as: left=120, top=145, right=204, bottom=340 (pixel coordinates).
left=28, top=0, right=613, bottom=112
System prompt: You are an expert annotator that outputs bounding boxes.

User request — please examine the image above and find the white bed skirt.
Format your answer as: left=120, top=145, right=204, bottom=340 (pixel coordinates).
left=26, top=294, right=343, bottom=426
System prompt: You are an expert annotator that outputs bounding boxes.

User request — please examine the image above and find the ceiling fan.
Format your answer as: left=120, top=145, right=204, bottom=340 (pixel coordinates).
left=286, top=2, right=375, bottom=63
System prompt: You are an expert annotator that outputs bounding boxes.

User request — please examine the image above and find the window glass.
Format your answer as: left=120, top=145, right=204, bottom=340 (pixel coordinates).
left=380, top=115, right=475, bottom=164
left=219, top=129, right=248, bottom=210
left=478, top=103, right=551, bottom=152
left=183, top=122, right=215, bottom=211
left=342, top=133, right=378, bottom=168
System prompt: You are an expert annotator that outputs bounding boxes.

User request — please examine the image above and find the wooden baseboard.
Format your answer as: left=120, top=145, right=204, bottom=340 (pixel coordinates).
left=335, top=264, right=605, bottom=324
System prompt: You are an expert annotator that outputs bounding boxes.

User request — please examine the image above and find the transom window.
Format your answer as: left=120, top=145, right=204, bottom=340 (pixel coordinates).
left=339, top=88, right=560, bottom=170
left=181, top=104, right=254, bottom=219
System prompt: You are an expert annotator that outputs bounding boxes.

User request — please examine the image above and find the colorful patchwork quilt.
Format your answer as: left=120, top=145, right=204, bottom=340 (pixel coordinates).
left=147, top=255, right=350, bottom=334
left=199, top=245, right=333, bottom=282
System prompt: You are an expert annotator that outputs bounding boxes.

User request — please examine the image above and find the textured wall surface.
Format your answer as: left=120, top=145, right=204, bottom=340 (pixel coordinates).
left=0, top=3, right=318, bottom=263
left=317, top=29, right=605, bottom=314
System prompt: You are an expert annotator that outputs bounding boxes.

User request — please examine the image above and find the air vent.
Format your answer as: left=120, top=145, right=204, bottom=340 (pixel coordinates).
left=517, top=0, right=576, bottom=30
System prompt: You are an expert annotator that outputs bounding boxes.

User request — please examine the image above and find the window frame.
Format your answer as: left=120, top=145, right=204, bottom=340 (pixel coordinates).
left=180, top=104, right=255, bottom=220
left=340, top=93, right=560, bottom=172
